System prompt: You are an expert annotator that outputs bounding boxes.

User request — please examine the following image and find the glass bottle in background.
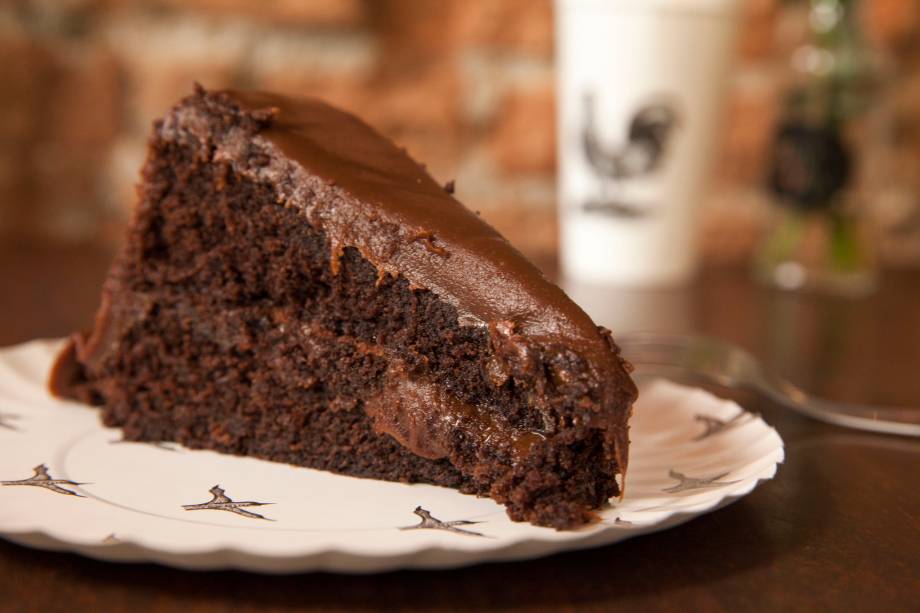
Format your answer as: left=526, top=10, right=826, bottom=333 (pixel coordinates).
left=755, top=0, right=879, bottom=296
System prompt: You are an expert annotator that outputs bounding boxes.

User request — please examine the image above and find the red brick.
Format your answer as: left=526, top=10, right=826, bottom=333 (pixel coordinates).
left=0, top=38, right=53, bottom=235
left=254, top=62, right=460, bottom=134
left=363, top=73, right=465, bottom=187
left=862, top=0, right=920, bottom=56
left=890, top=75, right=920, bottom=174
left=0, top=37, right=120, bottom=239
left=47, top=46, right=121, bottom=146
left=450, top=0, right=553, bottom=57
left=0, top=145, right=33, bottom=235
left=488, top=85, right=556, bottom=175
left=715, top=77, right=780, bottom=185
left=133, top=65, right=237, bottom=124
left=0, top=39, right=55, bottom=141
left=364, top=68, right=460, bottom=130
left=108, top=14, right=246, bottom=121
left=480, top=205, right=558, bottom=264
left=736, top=0, right=778, bottom=61
left=772, top=2, right=810, bottom=57
left=151, top=0, right=365, bottom=28
left=700, top=190, right=769, bottom=265
left=372, top=0, right=458, bottom=70
left=252, top=73, right=369, bottom=113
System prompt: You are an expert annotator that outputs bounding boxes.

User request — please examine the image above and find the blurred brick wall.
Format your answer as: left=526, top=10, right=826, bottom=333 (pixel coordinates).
left=1, top=0, right=918, bottom=265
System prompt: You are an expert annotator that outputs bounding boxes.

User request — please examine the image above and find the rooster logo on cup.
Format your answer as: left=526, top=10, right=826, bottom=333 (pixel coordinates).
left=581, top=91, right=680, bottom=218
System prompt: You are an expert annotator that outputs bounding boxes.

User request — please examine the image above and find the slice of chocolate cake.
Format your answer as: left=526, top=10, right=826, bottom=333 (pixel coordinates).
left=50, top=86, right=637, bottom=529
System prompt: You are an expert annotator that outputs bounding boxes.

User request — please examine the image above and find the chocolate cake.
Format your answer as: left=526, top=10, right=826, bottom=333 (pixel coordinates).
left=50, top=86, right=637, bottom=529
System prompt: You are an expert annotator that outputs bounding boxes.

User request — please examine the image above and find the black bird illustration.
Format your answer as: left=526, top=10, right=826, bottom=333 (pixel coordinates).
left=1, top=464, right=86, bottom=496
left=692, top=411, right=755, bottom=441
left=581, top=91, right=679, bottom=217
left=182, top=485, right=274, bottom=521
left=663, top=469, right=740, bottom=494
left=399, top=506, right=485, bottom=537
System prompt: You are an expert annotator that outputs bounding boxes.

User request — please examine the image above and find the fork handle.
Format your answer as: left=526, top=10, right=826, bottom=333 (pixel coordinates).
left=621, top=333, right=920, bottom=438
left=752, top=372, right=920, bottom=437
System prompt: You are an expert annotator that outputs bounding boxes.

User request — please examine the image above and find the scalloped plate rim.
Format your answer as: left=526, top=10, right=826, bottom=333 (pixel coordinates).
left=0, top=339, right=784, bottom=573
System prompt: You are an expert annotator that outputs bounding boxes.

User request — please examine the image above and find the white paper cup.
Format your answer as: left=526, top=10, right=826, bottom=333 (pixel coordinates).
left=556, top=0, right=741, bottom=286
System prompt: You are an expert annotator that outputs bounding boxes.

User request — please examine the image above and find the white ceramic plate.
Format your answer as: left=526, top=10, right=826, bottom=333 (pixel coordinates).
left=0, top=340, right=783, bottom=573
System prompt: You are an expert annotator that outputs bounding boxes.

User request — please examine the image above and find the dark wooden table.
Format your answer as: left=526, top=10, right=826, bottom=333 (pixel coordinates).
left=1, top=241, right=918, bottom=612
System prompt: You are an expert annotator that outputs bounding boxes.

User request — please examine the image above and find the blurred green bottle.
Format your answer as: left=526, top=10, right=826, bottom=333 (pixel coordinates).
left=755, top=0, right=880, bottom=296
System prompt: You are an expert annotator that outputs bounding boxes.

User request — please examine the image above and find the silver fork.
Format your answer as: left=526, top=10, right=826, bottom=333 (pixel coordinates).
left=619, top=332, right=920, bottom=438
